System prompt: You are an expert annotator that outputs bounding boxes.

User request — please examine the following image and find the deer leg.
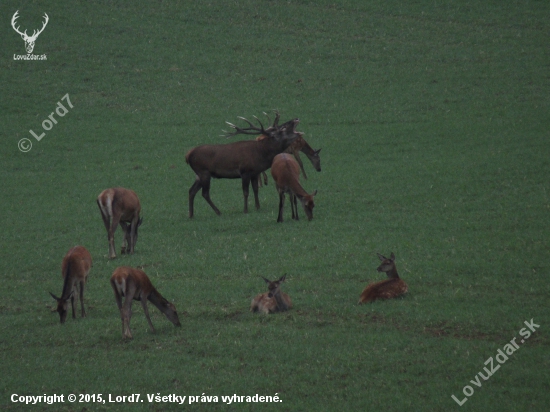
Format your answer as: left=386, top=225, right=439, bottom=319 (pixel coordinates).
left=97, top=200, right=111, bottom=233
left=200, top=177, right=221, bottom=216
left=277, top=190, right=285, bottom=223
left=188, top=177, right=202, bottom=218
left=251, top=175, right=261, bottom=210
left=121, top=298, right=134, bottom=339
left=128, top=217, right=138, bottom=254
left=141, top=297, right=155, bottom=333
left=79, top=280, right=86, bottom=318
left=120, top=221, right=128, bottom=255
left=241, top=176, right=251, bottom=213
left=70, top=286, right=77, bottom=319
left=291, top=194, right=299, bottom=220
left=108, top=214, right=121, bottom=259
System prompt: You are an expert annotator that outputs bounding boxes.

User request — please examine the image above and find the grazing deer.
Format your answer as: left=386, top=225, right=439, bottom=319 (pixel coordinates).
left=257, top=134, right=321, bottom=187
left=251, top=275, right=292, bottom=314
left=49, top=246, right=92, bottom=323
left=110, top=266, right=181, bottom=339
left=11, top=10, right=49, bottom=54
left=359, top=253, right=408, bottom=304
left=185, top=112, right=303, bottom=218
left=97, top=187, right=143, bottom=259
left=271, top=153, right=317, bottom=223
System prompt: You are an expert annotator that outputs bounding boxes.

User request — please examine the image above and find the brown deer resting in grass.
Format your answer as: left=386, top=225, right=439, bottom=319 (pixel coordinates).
left=110, top=266, right=181, bottom=339
left=271, top=153, right=317, bottom=223
left=185, top=112, right=303, bottom=218
left=49, top=246, right=92, bottom=323
left=359, top=253, right=408, bottom=304
left=256, top=134, right=321, bottom=187
left=251, top=275, right=292, bottom=314
left=97, top=187, right=143, bottom=259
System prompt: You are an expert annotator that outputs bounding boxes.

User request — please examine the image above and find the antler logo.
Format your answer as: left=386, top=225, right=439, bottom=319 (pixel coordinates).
left=11, top=10, right=49, bottom=54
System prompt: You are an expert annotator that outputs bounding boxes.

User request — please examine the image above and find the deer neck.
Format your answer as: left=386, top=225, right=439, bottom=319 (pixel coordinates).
left=272, top=289, right=289, bottom=311
left=385, top=266, right=400, bottom=279
left=147, top=289, right=168, bottom=312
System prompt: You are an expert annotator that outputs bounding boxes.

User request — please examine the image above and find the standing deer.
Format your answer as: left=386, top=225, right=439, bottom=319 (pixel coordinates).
left=110, top=266, right=181, bottom=339
left=97, top=187, right=143, bottom=259
left=49, top=246, right=92, bottom=323
left=185, top=112, right=303, bottom=218
left=251, top=275, right=292, bottom=314
left=11, top=11, right=49, bottom=54
left=257, top=134, right=321, bottom=187
left=359, top=253, right=408, bottom=304
left=271, top=153, right=317, bottom=223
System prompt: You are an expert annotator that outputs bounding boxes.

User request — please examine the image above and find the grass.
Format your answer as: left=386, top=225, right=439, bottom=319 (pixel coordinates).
left=1, top=0, right=549, bottom=410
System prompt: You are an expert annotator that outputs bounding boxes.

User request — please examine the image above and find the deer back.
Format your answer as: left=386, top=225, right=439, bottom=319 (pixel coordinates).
left=98, top=187, right=141, bottom=222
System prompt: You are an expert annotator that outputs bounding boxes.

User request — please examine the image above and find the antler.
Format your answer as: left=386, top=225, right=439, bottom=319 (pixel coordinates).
left=11, top=11, right=27, bottom=37
left=30, top=13, right=49, bottom=40
left=11, top=11, right=48, bottom=40
left=223, top=115, right=268, bottom=138
left=262, top=110, right=280, bottom=129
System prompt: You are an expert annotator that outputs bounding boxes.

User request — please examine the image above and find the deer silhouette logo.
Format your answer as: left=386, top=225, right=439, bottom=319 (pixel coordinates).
left=11, top=10, right=49, bottom=54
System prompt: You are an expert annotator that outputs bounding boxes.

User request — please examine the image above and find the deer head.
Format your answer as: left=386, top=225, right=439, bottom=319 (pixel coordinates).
left=11, top=11, right=49, bottom=54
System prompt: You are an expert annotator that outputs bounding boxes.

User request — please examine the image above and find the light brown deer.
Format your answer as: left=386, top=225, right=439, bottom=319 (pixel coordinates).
left=185, top=112, right=303, bottom=218
left=97, top=187, right=143, bottom=259
left=256, top=134, right=321, bottom=187
left=110, top=266, right=181, bottom=339
left=251, top=275, right=292, bottom=314
left=359, top=253, right=408, bottom=304
left=49, top=246, right=92, bottom=323
left=271, top=153, right=317, bottom=223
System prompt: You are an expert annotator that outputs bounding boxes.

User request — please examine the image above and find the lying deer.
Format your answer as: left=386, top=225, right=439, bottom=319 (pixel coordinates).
left=256, top=134, right=321, bottom=187
left=251, top=275, right=292, bottom=314
left=359, top=253, right=408, bottom=304
left=271, top=153, right=317, bottom=222
left=185, top=112, right=303, bottom=217
left=110, top=266, right=181, bottom=339
left=97, top=187, right=143, bottom=259
left=49, top=246, right=92, bottom=323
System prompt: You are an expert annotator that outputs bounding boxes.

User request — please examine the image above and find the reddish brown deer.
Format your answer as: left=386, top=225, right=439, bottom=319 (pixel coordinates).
left=97, top=187, right=143, bottom=259
left=49, top=246, right=92, bottom=323
left=110, top=266, right=181, bottom=339
left=185, top=112, right=303, bottom=218
left=257, top=134, right=321, bottom=187
left=271, top=153, right=317, bottom=223
left=251, top=275, right=293, bottom=314
left=359, top=253, right=408, bottom=304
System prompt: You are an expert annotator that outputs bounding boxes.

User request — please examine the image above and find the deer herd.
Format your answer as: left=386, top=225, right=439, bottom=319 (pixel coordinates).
left=49, top=111, right=408, bottom=339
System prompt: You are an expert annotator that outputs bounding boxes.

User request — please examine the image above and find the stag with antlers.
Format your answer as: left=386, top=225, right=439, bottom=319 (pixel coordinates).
left=185, top=111, right=303, bottom=217
left=11, top=11, right=49, bottom=54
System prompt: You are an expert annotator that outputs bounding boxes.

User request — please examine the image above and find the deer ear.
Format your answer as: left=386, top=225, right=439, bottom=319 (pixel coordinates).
left=261, top=277, right=271, bottom=284
left=377, top=253, right=386, bottom=261
left=390, top=252, right=395, bottom=261
left=315, top=149, right=321, bottom=155
left=279, top=274, right=287, bottom=282
left=49, top=292, right=60, bottom=301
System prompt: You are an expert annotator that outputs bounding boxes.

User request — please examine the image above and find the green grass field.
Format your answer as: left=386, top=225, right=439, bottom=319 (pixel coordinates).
left=1, top=1, right=549, bottom=410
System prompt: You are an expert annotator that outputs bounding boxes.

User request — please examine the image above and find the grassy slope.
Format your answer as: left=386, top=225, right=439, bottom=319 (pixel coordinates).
left=0, top=0, right=549, bottom=410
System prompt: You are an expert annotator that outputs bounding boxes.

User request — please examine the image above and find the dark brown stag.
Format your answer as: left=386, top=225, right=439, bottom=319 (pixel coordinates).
left=185, top=112, right=303, bottom=218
